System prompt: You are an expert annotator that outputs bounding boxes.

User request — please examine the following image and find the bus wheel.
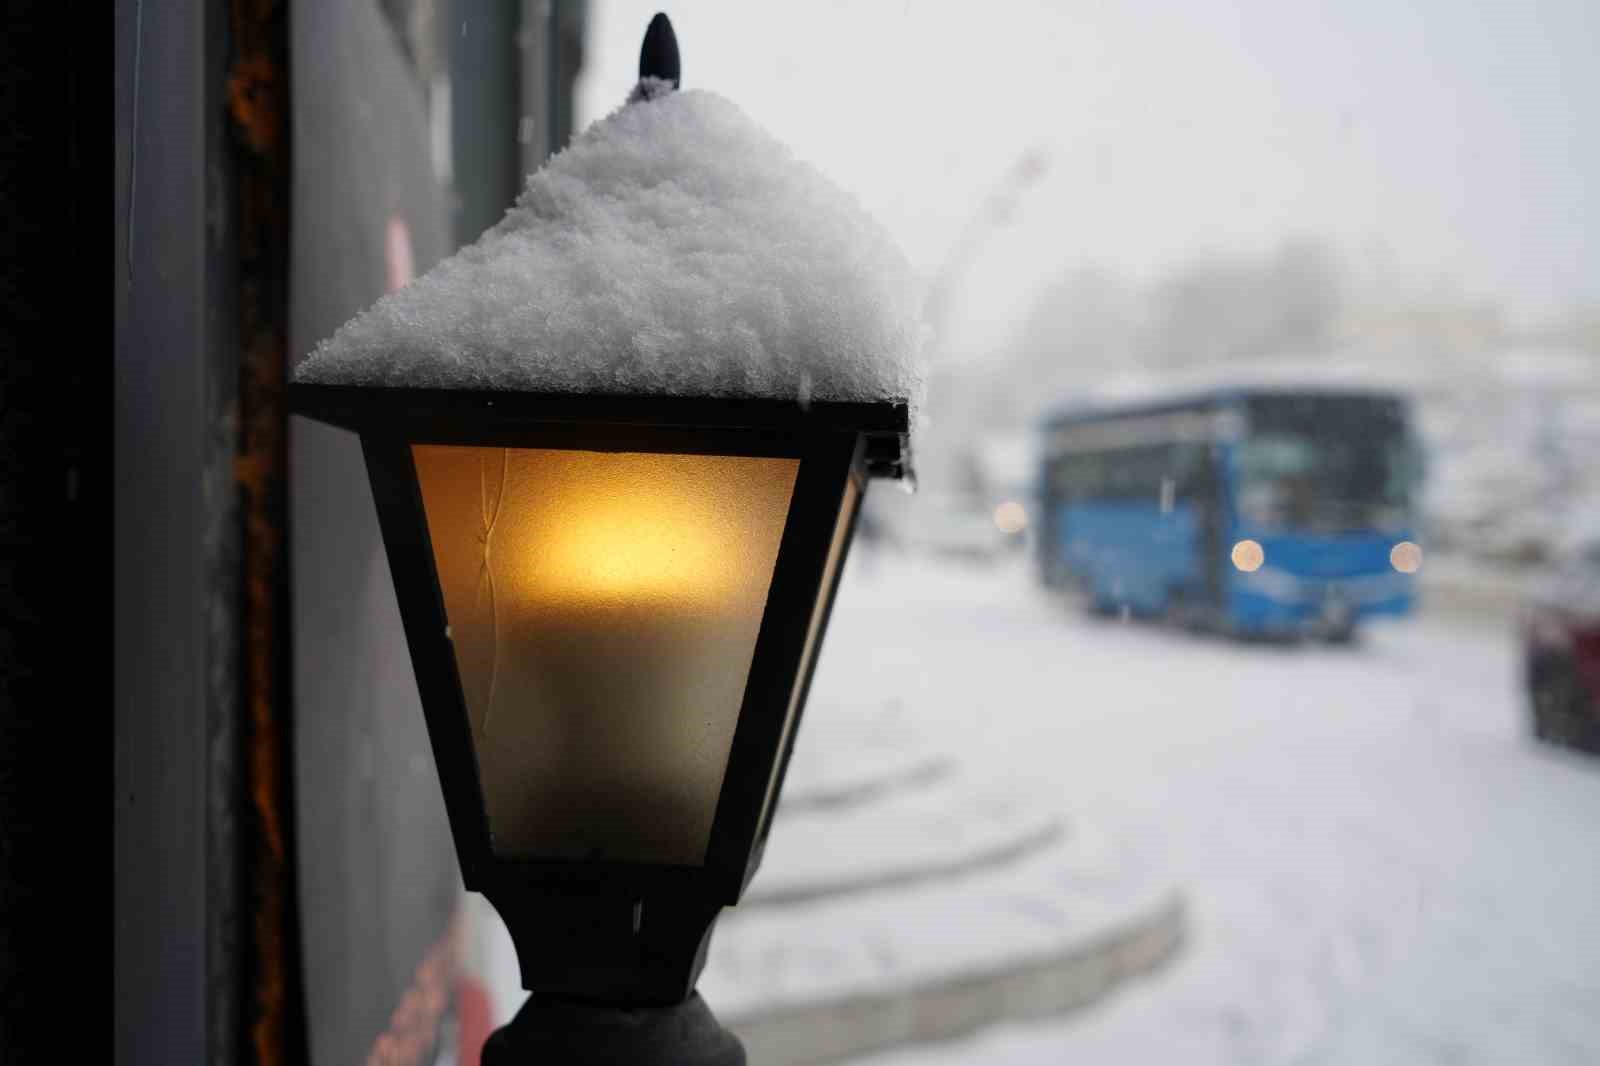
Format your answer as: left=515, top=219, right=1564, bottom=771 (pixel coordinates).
left=1323, top=622, right=1358, bottom=645
left=1162, top=595, right=1192, bottom=632
left=1532, top=668, right=1584, bottom=748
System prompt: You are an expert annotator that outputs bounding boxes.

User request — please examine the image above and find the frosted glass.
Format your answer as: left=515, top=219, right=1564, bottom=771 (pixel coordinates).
left=413, top=445, right=798, bottom=865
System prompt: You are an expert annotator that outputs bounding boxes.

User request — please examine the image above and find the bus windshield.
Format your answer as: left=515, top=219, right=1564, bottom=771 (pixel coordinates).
left=1238, top=394, right=1418, bottom=531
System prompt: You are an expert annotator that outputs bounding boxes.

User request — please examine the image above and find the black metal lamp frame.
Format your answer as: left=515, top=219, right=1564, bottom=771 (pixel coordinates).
left=290, top=382, right=909, bottom=1009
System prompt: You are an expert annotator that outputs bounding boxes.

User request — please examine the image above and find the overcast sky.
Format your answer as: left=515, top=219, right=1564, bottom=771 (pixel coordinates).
left=576, top=1, right=1598, bottom=353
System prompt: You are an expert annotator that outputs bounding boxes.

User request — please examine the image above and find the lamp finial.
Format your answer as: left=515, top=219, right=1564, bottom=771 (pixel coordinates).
left=639, top=12, right=681, bottom=90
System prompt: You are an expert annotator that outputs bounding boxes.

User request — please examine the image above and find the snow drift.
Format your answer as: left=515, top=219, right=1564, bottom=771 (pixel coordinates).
left=295, top=82, right=926, bottom=412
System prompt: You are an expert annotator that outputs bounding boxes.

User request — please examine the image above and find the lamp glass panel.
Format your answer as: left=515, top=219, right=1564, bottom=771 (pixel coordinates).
left=412, top=445, right=798, bottom=865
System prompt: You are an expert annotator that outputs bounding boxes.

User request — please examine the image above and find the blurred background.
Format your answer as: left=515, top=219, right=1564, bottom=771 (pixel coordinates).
left=572, top=0, right=1600, bottom=574
left=109, top=2, right=1600, bottom=1065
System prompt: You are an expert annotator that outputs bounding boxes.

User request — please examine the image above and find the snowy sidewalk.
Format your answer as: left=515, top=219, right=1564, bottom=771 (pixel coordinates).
left=466, top=555, right=1198, bottom=1064
left=699, top=702, right=1186, bottom=1066
left=817, top=554, right=1600, bottom=1065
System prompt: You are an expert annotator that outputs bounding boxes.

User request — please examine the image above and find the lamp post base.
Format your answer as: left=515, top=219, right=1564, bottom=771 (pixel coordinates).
left=480, top=991, right=745, bottom=1066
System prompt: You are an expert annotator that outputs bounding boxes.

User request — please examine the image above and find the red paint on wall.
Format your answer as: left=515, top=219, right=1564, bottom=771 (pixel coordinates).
left=454, top=975, right=497, bottom=1066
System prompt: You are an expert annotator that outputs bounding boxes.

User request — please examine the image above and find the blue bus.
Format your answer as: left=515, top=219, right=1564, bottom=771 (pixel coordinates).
left=1035, top=387, right=1425, bottom=640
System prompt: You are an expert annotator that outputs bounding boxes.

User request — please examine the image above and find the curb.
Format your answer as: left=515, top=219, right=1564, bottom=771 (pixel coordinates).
left=722, top=890, right=1187, bottom=1066
left=747, top=819, right=1065, bottom=908
left=778, top=755, right=955, bottom=815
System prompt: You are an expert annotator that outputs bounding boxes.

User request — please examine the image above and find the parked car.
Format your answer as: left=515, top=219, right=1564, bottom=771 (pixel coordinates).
left=901, top=506, right=1013, bottom=565
left=932, top=508, right=1014, bottom=564
left=1521, top=529, right=1600, bottom=752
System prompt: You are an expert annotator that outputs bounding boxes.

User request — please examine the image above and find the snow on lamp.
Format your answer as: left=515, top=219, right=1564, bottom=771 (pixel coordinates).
left=289, top=10, right=922, bottom=1032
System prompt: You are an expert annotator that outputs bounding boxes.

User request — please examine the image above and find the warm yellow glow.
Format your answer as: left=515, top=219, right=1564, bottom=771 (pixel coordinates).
left=993, top=500, right=1028, bottom=534
left=1390, top=540, right=1423, bottom=574
left=524, top=469, right=758, bottom=608
left=411, top=444, right=799, bottom=866
left=1231, top=539, right=1265, bottom=572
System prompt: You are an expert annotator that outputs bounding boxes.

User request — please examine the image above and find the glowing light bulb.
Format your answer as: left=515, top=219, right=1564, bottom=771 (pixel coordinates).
left=1390, top=541, right=1422, bottom=573
left=993, top=500, right=1028, bottom=534
left=1231, top=539, right=1265, bottom=573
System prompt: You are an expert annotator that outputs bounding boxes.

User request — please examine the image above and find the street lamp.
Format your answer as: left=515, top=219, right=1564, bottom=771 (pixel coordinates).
left=290, top=13, right=917, bottom=1064
left=293, top=384, right=906, bottom=1061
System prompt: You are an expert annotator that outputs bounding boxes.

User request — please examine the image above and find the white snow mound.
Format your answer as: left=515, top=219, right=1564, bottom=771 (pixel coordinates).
left=295, top=85, right=926, bottom=410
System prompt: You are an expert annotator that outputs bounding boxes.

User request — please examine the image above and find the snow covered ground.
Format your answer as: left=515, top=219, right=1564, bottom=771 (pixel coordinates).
left=794, top=546, right=1600, bottom=1066
left=467, top=544, right=1600, bottom=1064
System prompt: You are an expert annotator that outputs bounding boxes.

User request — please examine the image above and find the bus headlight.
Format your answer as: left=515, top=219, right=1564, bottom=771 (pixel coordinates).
left=993, top=500, right=1028, bottom=534
left=1390, top=541, right=1422, bottom=573
left=1231, top=539, right=1265, bottom=572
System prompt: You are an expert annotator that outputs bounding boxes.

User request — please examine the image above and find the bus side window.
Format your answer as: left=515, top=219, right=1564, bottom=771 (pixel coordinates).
left=1064, top=453, right=1104, bottom=499
left=1171, top=442, right=1211, bottom=502
left=1104, top=448, right=1138, bottom=500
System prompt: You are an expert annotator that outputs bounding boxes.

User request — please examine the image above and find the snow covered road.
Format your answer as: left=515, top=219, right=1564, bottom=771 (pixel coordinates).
left=798, top=549, right=1600, bottom=1066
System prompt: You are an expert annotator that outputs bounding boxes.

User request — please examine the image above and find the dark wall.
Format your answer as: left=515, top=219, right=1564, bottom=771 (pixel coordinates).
left=288, top=4, right=460, bottom=1064
left=114, top=1, right=236, bottom=1063
left=115, top=0, right=464, bottom=1062
left=110, top=2, right=585, bottom=1061
left=452, top=0, right=522, bottom=245
left=3, top=4, right=97, bottom=1062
